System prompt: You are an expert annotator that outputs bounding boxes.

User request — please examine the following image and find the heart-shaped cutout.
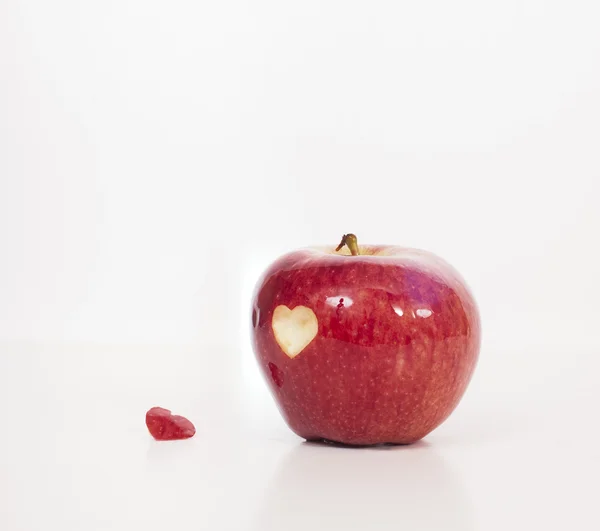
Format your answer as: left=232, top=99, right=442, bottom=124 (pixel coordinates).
left=272, top=305, right=318, bottom=358
left=146, top=407, right=196, bottom=440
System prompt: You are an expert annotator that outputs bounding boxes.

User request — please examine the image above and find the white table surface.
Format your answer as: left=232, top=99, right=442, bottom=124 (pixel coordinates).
left=1, top=341, right=598, bottom=531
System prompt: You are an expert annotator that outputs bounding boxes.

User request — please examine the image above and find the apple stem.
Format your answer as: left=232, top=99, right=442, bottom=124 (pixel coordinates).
left=335, top=234, right=359, bottom=256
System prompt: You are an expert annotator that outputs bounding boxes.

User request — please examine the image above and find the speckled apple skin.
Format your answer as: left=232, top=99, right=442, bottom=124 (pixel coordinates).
left=251, top=246, right=481, bottom=445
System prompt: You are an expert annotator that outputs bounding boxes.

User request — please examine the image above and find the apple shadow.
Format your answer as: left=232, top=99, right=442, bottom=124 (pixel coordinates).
left=302, top=437, right=433, bottom=451
left=251, top=440, right=474, bottom=531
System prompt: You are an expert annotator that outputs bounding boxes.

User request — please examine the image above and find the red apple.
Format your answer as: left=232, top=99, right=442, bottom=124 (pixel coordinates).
left=251, top=234, right=480, bottom=445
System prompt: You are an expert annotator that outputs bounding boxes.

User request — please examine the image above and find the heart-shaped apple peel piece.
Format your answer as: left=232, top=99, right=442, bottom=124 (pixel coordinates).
left=146, top=407, right=196, bottom=441
left=272, top=305, right=318, bottom=358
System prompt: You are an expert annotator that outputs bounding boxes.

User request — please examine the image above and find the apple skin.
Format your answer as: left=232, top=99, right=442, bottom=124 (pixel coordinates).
left=251, top=244, right=481, bottom=446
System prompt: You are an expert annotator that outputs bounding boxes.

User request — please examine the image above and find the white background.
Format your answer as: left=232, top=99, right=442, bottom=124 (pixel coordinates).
left=1, top=1, right=599, bottom=529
